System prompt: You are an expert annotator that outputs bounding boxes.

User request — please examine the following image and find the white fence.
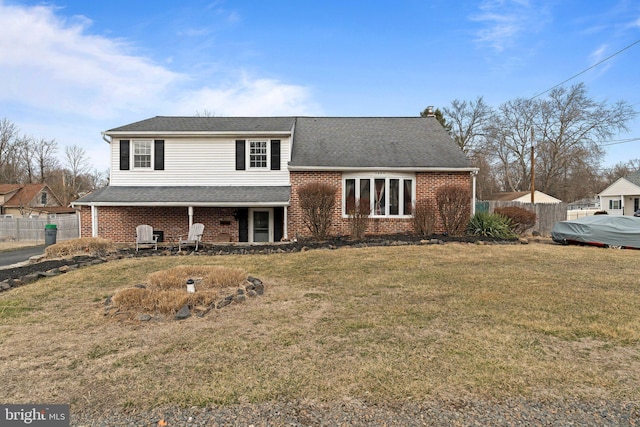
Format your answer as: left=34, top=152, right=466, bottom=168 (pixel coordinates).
left=566, top=209, right=601, bottom=220
left=0, top=216, right=79, bottom=243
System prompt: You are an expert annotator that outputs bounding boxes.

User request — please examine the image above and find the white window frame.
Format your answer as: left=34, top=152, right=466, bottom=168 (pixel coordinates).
left=342, top=173, right=415, bottom=218
left=248, top=140, right=268, bottom=169
left=132, top=140, right=153, bottom=170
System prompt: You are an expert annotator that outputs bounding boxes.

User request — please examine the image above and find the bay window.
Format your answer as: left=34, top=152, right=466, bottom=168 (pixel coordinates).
left=344, top=174, right=414, bottom=217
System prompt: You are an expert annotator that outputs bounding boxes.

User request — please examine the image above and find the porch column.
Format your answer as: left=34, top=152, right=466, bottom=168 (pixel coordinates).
left=188, top=206, right=194, bottom=227
left=283, top=205, right=288, bottom=240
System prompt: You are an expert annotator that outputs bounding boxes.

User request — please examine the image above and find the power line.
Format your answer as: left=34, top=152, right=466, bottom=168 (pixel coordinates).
left=530, top=38, right=640, bottom=99
left=599, top=137, right=640, bottom=147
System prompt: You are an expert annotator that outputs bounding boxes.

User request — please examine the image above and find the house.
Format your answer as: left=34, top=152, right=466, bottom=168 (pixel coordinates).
left=483, top=190, right=562, bottom=204
left=598, top=172, right=640, bottom=216
left=0, top=183, right=74, bottom=218
left=72, top=115, right=478, bottom=243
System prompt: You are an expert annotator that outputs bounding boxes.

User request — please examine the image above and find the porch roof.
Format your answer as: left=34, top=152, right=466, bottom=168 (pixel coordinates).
left=72, top=186, right=291, bottom=207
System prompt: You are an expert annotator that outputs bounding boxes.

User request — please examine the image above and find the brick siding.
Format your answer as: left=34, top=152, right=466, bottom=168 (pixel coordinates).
left=79, top=171, right=472, bottom=242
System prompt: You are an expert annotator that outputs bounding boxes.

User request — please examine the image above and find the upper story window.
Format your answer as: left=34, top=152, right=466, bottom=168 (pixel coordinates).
left=119, top=140, right=164, bottom=171
left=249, top=141, right=268, bottom=168
left=236, top=139, right=281, bottom=171
left=41, top=192, right=47, bottom=205
left=344, top=174, right=414, bottom=217
left=133, top=140, right=152, bottom=169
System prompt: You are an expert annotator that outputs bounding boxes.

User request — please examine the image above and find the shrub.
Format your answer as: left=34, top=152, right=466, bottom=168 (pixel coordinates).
left=298, top=182, right=337, bottom=240
left=45, top=237, right=116, bottom=258
left=435, top=184, right=471, bottom=236
left=494, top=206, right=537, bottom=234
left=347, top=199, right=369, bottom=239
left=467, top=212, right=517, bottom=239
left=412, top=198, right=438, bottom=236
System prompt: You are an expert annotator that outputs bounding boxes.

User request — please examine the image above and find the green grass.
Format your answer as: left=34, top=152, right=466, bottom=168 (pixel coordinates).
left=0, top=242, right=639, bottom=412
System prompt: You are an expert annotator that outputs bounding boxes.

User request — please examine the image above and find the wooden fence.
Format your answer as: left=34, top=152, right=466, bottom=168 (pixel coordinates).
left=476, top=201, right=568, bottom=236
left=0, top=216, right=79, bottom=243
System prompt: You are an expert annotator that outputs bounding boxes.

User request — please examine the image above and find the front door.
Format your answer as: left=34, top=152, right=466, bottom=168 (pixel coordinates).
left=251, top=209, right=272, bottom=243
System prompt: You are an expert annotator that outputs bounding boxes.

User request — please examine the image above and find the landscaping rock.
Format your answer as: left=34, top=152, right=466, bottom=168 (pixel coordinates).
left=175, top=305, right=191, bottom=320
left=138, top=314, right=153, bottom=322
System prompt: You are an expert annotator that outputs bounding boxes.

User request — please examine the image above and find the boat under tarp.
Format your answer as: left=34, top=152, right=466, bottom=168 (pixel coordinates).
left=551, top=215, right=640, bottom=249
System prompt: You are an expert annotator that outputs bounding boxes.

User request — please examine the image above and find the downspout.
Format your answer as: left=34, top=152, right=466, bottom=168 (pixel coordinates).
left=471, top=170, right=478, bottom=216
left=91, top=205, right=98, bottom=237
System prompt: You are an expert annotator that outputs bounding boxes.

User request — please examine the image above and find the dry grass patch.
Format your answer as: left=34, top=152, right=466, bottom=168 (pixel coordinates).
left=44, top=237, right=116, bottom=258
left=111, top=265, right=248, bottom=316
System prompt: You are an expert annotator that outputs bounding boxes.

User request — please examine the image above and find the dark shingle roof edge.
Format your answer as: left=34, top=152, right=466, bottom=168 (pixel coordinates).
left=72, top=186, right=291, bottom=206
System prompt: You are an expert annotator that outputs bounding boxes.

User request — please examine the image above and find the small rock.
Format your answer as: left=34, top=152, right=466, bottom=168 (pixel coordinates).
left=175, top=305, right=191, bottom=320
left=234, top=294, right=246, bottom=303
left=138, top=314, right=153, bottom=321
left=216, top=299, right=232, bottom=309
left=247, top=290, right=258, bottom=297
left=134, top=284, right=147, bottom=289
left=21, top=273, right=39, bottom=283
left=254, top=282, right=265, bottom=295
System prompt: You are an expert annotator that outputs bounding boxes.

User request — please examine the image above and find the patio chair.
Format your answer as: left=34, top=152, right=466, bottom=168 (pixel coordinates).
left=179, top=223, right=205, bottom=251
left=136, top=224, right=158, bottom=251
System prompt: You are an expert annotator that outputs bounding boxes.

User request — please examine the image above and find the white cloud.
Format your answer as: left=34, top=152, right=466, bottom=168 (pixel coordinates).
left=175, top=74, right=320, bottom=116
left=0, top=3, right=317, bottom=120
left=470, top=0, right=548, bottom=52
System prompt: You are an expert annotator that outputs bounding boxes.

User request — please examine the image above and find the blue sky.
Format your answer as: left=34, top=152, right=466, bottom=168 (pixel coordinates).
left=1, top=0, right=639, bottom=172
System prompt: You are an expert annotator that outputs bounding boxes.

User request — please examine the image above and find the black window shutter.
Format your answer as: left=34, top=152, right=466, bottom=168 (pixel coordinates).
left=119, top=140, right=130, bottom=170
left=154, top=140, right=164, bottom=170
left=236, top=140, right=246, bottom=170
left=270, top=140, right=281, bottom=170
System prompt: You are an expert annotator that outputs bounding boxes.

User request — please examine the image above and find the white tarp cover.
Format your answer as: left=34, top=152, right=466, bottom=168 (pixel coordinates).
left=551, top=215, right=640, bottom=248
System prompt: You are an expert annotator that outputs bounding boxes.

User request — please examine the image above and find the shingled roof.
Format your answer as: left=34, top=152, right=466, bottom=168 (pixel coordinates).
left=290, top=117, right=471, bottom=169
left=75, top=186, right=291, bottom=206
left=106, top=116, right=296, bottom=134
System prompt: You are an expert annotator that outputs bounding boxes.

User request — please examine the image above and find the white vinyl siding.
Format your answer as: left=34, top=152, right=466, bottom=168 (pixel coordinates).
left=110, top=137, right=291, bottom=186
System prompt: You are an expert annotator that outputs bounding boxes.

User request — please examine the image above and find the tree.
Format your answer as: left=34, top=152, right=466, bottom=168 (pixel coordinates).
left=0, top=118, right=19, bottom=183
left=442, top=97, right=493, bottom=155
left=534, top=83, right=636, bottom=198
left=63, top=144, right=92, bottom=204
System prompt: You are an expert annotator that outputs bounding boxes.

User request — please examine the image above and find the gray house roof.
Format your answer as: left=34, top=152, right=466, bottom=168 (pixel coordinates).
left=73, top=186, right=291, bottom=206
left=106, top=116, right=295, bottom=134
left=626, top=172, right=640, bottom=187
left=290, top=117, right=472, bottom=170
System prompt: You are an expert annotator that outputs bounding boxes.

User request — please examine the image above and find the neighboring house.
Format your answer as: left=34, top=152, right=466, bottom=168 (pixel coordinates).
left=0, top=183, right=74, bottom=218
left=598, top=172, right=640, bottom=216
left=72, top=116, right=478, bottom=243
left=483, top=191, right=562, bottom=204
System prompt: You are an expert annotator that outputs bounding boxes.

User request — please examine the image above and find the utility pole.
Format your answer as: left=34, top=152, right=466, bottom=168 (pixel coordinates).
left=530, top=128, right=535, bottom=204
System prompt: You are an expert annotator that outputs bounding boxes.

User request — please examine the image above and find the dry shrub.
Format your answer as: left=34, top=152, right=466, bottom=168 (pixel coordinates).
left=413, top=198, right=438, bottom=236
left=494, top=206, right=537, bottom=234
left=347, top=199, right=369, bottom=239
left=147, top=265, right=247, bottom=290
left=435, top=184, right=471, bottom=236
left=111, top=287, right=219, bottom=315
left=298, top=181, right=336, bottom=240
left=45, top=237, right=116, bottom=258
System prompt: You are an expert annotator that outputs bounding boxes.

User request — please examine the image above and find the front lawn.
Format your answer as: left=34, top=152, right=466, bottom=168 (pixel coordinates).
left=0, top=243, right=638, bottom=413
